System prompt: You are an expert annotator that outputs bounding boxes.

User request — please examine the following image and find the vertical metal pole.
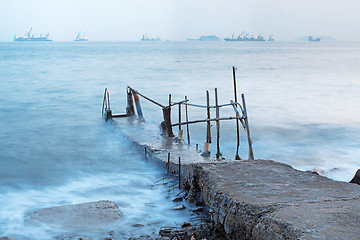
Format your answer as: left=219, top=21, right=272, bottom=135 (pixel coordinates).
left=126, top=87, right=136, bottom=116
left=233, top=66, right=241, bottom=160
left=206, top=90, right=211, bottom=144
left=102, top=88, right=107, bottom=116
left=215, top=88, right=222, bottom=159
left=196, top=144, right=198, bottom=151
left=107, top=90, right=110, bottom=110
left=161, top=94, right=174, bottom=137
left=185, top=96, right=190, bottom=145
left=178, top=103, right=181, bottom=131
left=242, top=94, right=254, bottom=160
left=178, top=101, right=183, bottom=140
left=162, top=107, right=174, bottom=137
left=132, top=91, right=144, bottom=121
left=178, top=157, right=181, bottom=189
left=167, top=152, right=170, bottom=173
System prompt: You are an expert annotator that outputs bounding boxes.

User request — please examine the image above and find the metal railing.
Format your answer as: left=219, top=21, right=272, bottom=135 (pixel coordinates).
left=101, top=66, right=254, bottom=160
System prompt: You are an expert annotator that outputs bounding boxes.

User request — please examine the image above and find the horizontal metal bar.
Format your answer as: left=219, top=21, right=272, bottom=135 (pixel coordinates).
left=171, top=116, right=245, bottom=127
left=218, top=103, right=234, bottom=107
left=111, top=114, right=130, bottom=118
left=185, top=103, right=216, bottom=108
left=185, top=102, right=237, bottom=109
left=170, top=99, right=188, bottom=106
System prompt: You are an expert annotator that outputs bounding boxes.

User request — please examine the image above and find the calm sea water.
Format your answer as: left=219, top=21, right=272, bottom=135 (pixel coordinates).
left=0, top=41, right=359, bottom=238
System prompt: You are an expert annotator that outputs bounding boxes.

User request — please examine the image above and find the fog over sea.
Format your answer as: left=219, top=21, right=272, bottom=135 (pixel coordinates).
left=0, top=41, right=359, bottom=238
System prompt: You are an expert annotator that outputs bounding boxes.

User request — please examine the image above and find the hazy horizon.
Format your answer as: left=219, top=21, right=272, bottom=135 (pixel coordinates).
left=1, top=0, right=360, bottom=42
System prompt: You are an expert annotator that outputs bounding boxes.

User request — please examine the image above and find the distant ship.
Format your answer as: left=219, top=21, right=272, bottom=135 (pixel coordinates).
left=74, top=32, right=88, bottom=41
left=268, top=35, right=275, bottom=41
left=199, top=35, right=221, bottom=41
left=224, top=32, right=265, bottom=42
left=308, top=36, right=320, bottom=42
left=14, top=27, right=52, bottom=42
left=141, top=34, right=161, bottom=41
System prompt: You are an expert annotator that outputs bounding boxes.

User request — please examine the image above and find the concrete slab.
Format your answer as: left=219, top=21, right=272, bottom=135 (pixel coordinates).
left=29, top=200, right=121, bottom=230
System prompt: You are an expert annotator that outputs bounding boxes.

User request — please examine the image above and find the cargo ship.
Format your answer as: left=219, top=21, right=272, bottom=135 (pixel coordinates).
left=199, top=35, right=221, bottom=41
left=308, top=36, right=320, bottom=42
left=14, top=28, right=52, bottom=42
left=141, top=34, right=161, bottom=41
left=224, top=32, right=265, bottom=41
left=74, top=32, right=88, bottom=41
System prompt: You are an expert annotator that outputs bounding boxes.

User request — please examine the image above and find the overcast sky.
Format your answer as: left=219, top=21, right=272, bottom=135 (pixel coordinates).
left=1, top=0, right=359, bottom=41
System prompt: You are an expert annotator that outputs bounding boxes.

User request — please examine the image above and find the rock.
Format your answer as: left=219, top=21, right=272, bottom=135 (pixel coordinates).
left=191, top=207, right=204, bottom=213
left=173, top=197, right=183, bottom=202
left=181, top=222, right=191, bottom=228
left=350, top=169, right=360, bottom=185
left=172, top=204, right=186, bottom=210
left=159, top=227, right=188, bottom=239
left=132, top=224, right=145, bottom=228
left=29, top=200, right=121, bottom=229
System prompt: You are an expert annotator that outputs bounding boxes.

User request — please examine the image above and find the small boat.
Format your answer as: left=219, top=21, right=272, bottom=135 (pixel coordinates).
left=14, top=27, right=52, bottom=42
left=74, top=32, right=88, bottom=41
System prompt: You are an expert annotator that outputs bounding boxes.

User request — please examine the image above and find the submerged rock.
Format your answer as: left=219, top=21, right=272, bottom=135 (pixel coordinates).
left=29, top=200, right=121, bottom=229
left=172, top=205, right=186, bottom=210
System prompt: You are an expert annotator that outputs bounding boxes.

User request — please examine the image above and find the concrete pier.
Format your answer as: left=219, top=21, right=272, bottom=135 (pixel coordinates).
left=116, top=121, right=360, bottom=239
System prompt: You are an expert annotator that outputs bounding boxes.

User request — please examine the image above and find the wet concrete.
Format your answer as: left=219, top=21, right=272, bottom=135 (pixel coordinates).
left=115, top=119, right=360, bottom=239
left=30, top=200, right=121, bottom=229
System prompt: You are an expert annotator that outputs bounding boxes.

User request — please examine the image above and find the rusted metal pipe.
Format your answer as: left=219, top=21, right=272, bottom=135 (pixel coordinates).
left=132, top=91, right=144, bottom=121
left=242, top=94, right=254, bottom=160
left=215, top=88, right=222, bottom=159
left=233, top=66, right=241, bottom=160
left=206, top=90, right=211, bottom=144
left=178, top=157, right=181, bottom=189
left=185, top=96, right=190, bottom=145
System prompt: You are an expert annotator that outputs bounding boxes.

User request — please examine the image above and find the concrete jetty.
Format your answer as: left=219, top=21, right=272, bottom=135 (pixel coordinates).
left=116, top=120, right=360, bottom=239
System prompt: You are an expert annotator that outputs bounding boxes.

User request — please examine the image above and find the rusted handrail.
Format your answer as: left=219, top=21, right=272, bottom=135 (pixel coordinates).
left=127, top=86, right=165, bottom=109
left=171, top=116, right=244, bottom=127
left=103, top=66, right=254, bottom=160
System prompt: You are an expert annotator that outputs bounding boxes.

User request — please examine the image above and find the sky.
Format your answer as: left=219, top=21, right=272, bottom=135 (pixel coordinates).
left=0, top=0, right=359, bottom=41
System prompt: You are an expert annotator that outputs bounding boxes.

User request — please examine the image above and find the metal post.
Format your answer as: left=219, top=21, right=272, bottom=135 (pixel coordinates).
left=185, top=96, right=190, bottom=145
left=167, top=152, right=170, bottom=173
left=215, top=88, right=222, bottom=159
left=132, top=91, right=144, bottom=121
left=178, top=157, right=181, bottom=189
left=178, top=101, right=183, bottom=139
left=233, top=66, right=241, bottom=160
left=161, top=94, right=174, bottom=137
left=178, top=102, right=181, bottom=131
left=206, top=90, right=211, bottom=144
left=242, top=94, right=254, bottom=160
left=126, top=87, right=136, bottom=116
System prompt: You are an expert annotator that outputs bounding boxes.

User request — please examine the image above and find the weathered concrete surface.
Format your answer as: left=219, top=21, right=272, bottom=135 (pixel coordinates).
left=114, top=119, right=360, bottom=239
left=194, top=160, right=360, bottom=239
left=30, top=200, right=121, bottom=229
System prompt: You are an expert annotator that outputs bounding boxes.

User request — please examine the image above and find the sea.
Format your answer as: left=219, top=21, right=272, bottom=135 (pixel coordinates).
left=0, top=40, right=359, bottom=239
